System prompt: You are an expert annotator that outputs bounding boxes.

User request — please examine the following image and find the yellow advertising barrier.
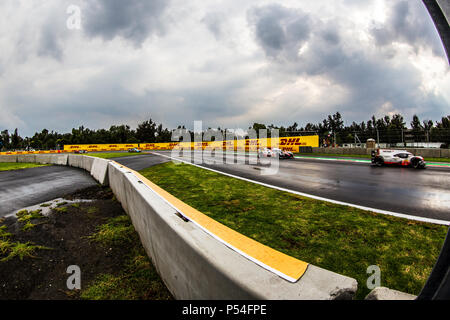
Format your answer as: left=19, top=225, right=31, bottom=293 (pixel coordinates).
left=63, top=143, right=139, bottom=151
left=1, top=135, right=318, bottom=155
left=0, top=150, right=67, bottom=155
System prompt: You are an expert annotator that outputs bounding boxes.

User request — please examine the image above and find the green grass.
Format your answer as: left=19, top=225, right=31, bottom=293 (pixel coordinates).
left=82, top=215, right=172, bottom=300
left=0, top=162, right=48, bottom=171
left=87, top=215, right=134, bottom=247
left=296, top=153, right=371, bottom=159
left=296, top=153, right=450, bottom=163
left=16, top=209, right=45, bottom=231
left=86, top=207, right=98, bottom=214
left=54, top=206, right=68, bottom=213
left=0, top=225, right=50, bottom=262
left=423, top=157, right=450, bottom=163
left=0, top=242, right=50, bottom=262
left=56, top=201, right=68, bottom=207
left=139, top=162, right=448, bottom=299
left=88, top=152, right=144, bottom=159
left=0, top=226, right=12, bottom=239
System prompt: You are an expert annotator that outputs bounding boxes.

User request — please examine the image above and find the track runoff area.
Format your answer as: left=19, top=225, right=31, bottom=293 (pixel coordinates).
left=148, top=149, right=450, bottom=226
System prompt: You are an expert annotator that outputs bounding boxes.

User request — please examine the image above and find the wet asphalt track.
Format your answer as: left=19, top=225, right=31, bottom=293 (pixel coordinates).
left=146, top=151, right=450, bottom=222
left=0, top=154, right=169, bottom=218
left=1, top=152, right=449, bottom=222
left=0, top=165, right=96, bottom=217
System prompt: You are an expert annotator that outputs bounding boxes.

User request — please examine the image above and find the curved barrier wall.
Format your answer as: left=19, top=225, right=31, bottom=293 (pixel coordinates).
left=2, top=154, right=358, bottom=299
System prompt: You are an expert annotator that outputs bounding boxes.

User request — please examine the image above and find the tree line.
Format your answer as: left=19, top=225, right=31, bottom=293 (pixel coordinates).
left=1, top=113, right=449, bottom=151
left=250, top=113, right=450, bottom=146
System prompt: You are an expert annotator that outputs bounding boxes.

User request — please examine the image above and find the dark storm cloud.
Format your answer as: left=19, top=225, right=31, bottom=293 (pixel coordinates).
left=38, top=21, right=64, bottom=60
left=202, top=12, right=225, bottom=40
left=371, top=1, right=444, bottom=55
left=247, top=3, right=448, bottom=122
left=84, top=0, right=170, bottom=46
left=320, top=28, right=340, bottom=45
left=1, top=0, right=448, bottom=137
left=247, top=4, right=312, bottom=59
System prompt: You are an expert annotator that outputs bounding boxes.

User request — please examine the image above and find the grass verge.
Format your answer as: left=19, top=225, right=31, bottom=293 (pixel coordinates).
left=139, top=162, right=448, bottom=299
left=82, top=214, right=172, bottom=300
left=16, top=209, right=46, bottom=232
left=0, top=162, right=49, bottom=171
left=87, top=152, right=145, bottom=159
left=0, top=226, right=50, bottom=262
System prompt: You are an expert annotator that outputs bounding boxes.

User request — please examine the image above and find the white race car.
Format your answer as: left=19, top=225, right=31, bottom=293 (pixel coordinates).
left=371, top=149, right=426, bottom=169
left=272, top=147, right=294, bottom=159
left=258, top=147, right=274, bottom=157
left=258, top=147, right=294, bottom=159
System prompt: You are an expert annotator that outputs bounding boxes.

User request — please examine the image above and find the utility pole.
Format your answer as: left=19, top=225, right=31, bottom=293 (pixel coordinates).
left=376, top=129, right=379, bottom=148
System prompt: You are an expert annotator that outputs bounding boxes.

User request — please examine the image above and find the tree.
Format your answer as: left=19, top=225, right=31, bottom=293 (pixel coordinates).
left=410, top=115, right=423, bottom=130
left=250, top=123, right=267, bottom=138
left=390, top=114, right=406, bottom=129
left=136, top=119, right=157, bottom=142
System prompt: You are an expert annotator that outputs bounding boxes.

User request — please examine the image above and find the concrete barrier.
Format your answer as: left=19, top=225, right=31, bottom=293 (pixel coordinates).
left=107, top=161, right=357, bottom=299
left=35, top=154, right=53, bottom=164
left=414, top=148, right=441, bottom=158
left=50, top=154, right=68, bottom=166
left=90, top=157, right=110, bottom=185
left=0, top=155, right=17, bottom=163
left=365, top=287, right=416, bottom=300
left=108, top=162, right=132, bottom=215
left=5, top=153, right=358, bottom=299
left=81, top=156, right=94, bottom=172
left=441, top=149, right=450, bottom=158
left=68, top=154, right=83, bottom=168
left=17, top=155, right=36, bottom=163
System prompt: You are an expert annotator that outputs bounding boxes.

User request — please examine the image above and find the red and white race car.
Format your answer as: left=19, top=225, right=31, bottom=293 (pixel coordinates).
left=258, top=147, right=294, bottom=159
left=371, top=149, right=426, bottom=169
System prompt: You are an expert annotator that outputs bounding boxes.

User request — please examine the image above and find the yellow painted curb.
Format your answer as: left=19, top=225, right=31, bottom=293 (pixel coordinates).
left=112, top=160, right=308, bottom=282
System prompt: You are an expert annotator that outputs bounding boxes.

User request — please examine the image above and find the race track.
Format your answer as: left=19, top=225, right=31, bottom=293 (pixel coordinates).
left=2, top=152, right=449, bottom=223
left=0, top=166, right=97, bottom=218
left=141, top=151, right=450, bottom=222
left=0, top=155, right=169, bottom=218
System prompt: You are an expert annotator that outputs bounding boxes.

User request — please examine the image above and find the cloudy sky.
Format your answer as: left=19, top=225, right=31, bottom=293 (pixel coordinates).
left=0, top=0, right=448, bottom=136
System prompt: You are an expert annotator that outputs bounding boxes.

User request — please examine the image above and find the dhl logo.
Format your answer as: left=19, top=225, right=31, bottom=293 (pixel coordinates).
left=245, top=140, right=259, bottom=146
left=60, top=135, right=317, bottom=152
left=194, top=142, right=209, bottom=147
left=280, top=138, right=302, bottom=146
